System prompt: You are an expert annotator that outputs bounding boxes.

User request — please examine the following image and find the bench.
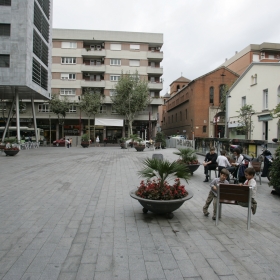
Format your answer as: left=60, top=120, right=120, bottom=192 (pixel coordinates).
left=216, top=183, right=253, bottom=230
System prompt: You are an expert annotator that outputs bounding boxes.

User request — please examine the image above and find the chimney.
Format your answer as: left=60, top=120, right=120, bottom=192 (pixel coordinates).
left=235, top=51, right=238, bottom=54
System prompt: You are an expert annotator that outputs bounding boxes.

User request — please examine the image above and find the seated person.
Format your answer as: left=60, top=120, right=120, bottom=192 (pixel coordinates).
left=202, top=147, right=217, bottom=182
left=216, top=150, right=231, bottom=176
left=227, top=148, right=244, bottom=179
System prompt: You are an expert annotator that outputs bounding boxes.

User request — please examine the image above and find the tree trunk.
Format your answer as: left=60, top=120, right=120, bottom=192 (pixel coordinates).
left=128, top=119, right=133, bottom=137
left=88, top=117, right=91, bottom=140
left=93, top=115, right=96, bottom=142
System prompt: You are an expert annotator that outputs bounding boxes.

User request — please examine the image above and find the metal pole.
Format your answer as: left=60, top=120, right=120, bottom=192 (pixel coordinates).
left=15, top=89, right=21, bottom=144
left=31, top=97, right=38, bottom=143
left=225, top=91, right=229, bottom=138
left=49, top=114, right=51, bottom=146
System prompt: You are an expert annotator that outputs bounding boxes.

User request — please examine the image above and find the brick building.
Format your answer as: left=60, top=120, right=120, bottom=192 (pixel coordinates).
left=221, top=42, right=280, bottom=75
left=161, top=67, right=239, bottom=138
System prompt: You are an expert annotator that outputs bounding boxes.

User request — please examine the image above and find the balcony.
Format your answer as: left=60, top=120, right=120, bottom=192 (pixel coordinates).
left=80, top=80, right=105, bottom=88
left=147, top=51, right=163, bottom=61
left=81, top=64, right=105, bottom=72
left=148, top=82, right=163, bottom=90
left=81, top=48, right=106, bottom=57
left=147, top=66, right=163, bottom=75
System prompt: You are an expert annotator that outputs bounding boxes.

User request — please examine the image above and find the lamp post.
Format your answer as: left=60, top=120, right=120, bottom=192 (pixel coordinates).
left=224, top=91, right=231, bottom=138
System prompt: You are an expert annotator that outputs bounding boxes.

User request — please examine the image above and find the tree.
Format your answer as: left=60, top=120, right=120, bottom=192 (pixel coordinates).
left=111, top=71, right=150, bottom=136
left=79, top=88, right=104, bottom=140
left=219, top=84, right=229, bottom=112
left=236, top=104, right=255, bottom=139
left=49, top=95, right=70, bottom=138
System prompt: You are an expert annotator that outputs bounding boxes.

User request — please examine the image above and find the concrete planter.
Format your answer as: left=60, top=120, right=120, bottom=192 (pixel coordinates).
left=186, top=164, right=200, bottom=175
left=134, top=146, right=145, bottom=152
left=4, top=149, right=19, bottom=156
left=130, top=189, right=193, bottom=219
left=81, top=142, right=89, bottom=148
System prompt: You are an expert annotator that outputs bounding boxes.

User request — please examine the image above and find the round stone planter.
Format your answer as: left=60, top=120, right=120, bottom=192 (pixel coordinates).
left=134, top=146, right=145, bottom=152
left=4, top=149, right=19, bottom=156
left=81, top=142, right=89, bottom=148
left=130, top=189, right=193, bottom=219
left=186, top=164, right=200, bottom=175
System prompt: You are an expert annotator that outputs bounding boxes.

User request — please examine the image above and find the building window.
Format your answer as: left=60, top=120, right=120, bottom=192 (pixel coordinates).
left=34, top=2, right=49, bottom=42
left=32, top=58, right=48, bottom=90
left=0, top=102, right=6, bottom=111
left=168, top=116, right=170, bottom=124
left=61, top=57, right=76, bottom=64
left=203, top=126, right=207, bottom=133
left=209, top=87, right=214, bottom=103
left=129, top=60, right=140, bottom=67
left=110, top=44, right=121, bottom=50
left=150, top=92, right=155, bottom=97
left=0, top=24, right=10, bottom=36
left=38, top=104, right=51, bottom=112
left=130, top=44, right=140, bottom=50
left=110, top=90, right=116, bottom=96
left=33, top=30, right=49, bottom=66
left=175, top=113, right=177, bottom=122
left=241, top=96, right=246, bottom=107
left=150, top=77, right=155, bottom=83
left=268, top=54, right=274, bottom=59
left=172, top=115, right=173, bottom=123
left=150, top=62, right=155, bottom=67
left=251, top=74, right=257, bottom=85
left=61, top=73, right=76, bottom=80
left=263, top=89, right=268, bottom=109
left=180, top=111, right=182, bottom=121
left=163, top=117, right=165, bottom=123
left=111, top=106, right=118, bottom=114
left=253, top=54, right=259, bottom=62
left=0, top=54, right=9, bottom=67
left=0, top=0, right=11, bottom=5
left=100, top=105, right=107, bottom=113
left=177, top=85, right=180, bottom=91
left=68, top=105, right=77, bottom=113
left=60, top=89, right=76, bottom=95
left=110, top=75, right=120, bottom=81
left=185, top=109, right=187, bottom=119
left=61, top=42, right=77, bottom=49
left=110, top=59, right=121, bottom=65
left=219, top=84, right=225, bottom=103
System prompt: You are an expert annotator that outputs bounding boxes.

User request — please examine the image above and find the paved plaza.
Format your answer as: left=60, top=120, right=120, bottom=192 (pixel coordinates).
left=0, top=146, right=280, bottom=280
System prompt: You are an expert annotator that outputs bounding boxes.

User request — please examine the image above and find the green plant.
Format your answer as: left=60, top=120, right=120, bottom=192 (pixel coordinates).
left=269, top=145, right=280, bottom=192
left=81, top=134, right=90, bottom=142
left=155, top=132, right=166, bottom=148
left=137, top=157, right=190, bottom=192
left=173, top=148, right=199, bottom=164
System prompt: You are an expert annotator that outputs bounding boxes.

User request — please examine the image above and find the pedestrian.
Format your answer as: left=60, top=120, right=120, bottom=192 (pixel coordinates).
left=202, top=147, right=218, bottom=182
left=216, top=150, right=231, bottom=177
left=69, top=138, right=72, bottom=147
left=66, top=138, right=70, bottom=148
left=237, top=167, right=257, bottom=215
left=203, top=168, right=230, bottom=220
left=96, top=136, right=100, bottom=147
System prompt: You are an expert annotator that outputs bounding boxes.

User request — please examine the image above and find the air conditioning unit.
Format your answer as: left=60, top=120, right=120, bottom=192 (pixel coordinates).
left=102, top=43, right=105, bottom=47
left=156, top=47, right=161, bottom=50
left=85, top=73, right=90, bottom=77
left=151, top=48, right=155, bottom=52
left=90, top=45, right=95, bottom=50
left=96, top=45, right=101, bottom=50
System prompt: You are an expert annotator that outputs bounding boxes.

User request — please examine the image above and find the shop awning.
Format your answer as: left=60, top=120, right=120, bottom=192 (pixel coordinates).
left=95, top=118, right=123, bottom=127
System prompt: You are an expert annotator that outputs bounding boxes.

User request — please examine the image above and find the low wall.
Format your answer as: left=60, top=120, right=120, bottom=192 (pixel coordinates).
left=166, top=138, right=194, bottom=149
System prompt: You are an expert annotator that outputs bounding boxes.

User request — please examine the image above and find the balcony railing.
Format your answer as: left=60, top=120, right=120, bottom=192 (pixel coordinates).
left=80, top=80, right=105, bottom=88
left=147, top=51, right=163, bottom=60
left=147, top=66, right=163, bottom=75
left=81, top=64, right=105, bottom=72
left=81, top=49, right=106, bottom=57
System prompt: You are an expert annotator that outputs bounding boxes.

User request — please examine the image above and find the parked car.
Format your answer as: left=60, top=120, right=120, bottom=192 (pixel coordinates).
left=53, top=138, right=65, bottom=147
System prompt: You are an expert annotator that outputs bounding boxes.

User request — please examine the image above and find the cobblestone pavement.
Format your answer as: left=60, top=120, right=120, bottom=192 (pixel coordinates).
left=0, top=146, right=280, bottom=280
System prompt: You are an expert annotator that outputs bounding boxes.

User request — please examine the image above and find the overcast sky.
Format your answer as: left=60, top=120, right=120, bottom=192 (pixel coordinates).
left=53, top=0, right=280, bottom=95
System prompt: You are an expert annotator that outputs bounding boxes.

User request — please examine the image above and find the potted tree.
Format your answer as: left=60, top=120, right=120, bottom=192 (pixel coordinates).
left=155, top=132, right=166, bottom=149
left=130, top=134, right=145, bottom=151
left=173, top=148, right=200, bottom=175
left=81, top=134, right=90, bottom=148
left=130, top=158, right=193, bottom=218
left=269, top=145, right=280, bottom=195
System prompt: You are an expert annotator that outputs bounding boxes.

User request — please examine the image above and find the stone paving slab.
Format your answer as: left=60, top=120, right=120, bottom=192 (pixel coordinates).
left=0, top=146, right=280, bottom=280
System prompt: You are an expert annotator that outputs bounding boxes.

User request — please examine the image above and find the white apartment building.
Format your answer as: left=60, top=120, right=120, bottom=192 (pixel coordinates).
left=49, top=28, right=164, bottom=142
left=0, top=0, right=53, bottom=142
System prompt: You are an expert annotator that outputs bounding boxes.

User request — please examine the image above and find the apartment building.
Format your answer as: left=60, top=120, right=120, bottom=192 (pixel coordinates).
left=49, top=28, right=164, bottom=142
left=221, top=42, right=280, bottom=75
left=0, top=0, right=53, bottom=141
left=161, top=67, right=239, bottom=138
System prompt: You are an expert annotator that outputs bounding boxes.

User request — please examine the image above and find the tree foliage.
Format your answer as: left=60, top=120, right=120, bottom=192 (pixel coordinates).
left=79, top=88, right=104, bottom=139
left=271, top=102, right=280, bottom=121
left=236, top=104, right=255, bottom=139
left=111, top=71, right=150, bottom=136
left=49, top=95, right=70, bottom=121
left=219, top=84, right=229, bottom=112
left=269, top=145, right=280, bottom=191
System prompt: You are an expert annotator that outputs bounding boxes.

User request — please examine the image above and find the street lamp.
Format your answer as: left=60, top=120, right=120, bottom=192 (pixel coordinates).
left=224, top=91, right=231, bottom=138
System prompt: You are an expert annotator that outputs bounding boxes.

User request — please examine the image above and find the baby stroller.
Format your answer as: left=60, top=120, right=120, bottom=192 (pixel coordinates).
left=228, top=154, right=251, bottom=184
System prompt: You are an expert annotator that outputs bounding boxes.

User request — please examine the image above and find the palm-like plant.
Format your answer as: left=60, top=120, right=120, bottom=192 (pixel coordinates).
left=173, top=148, right=198, bottom=164
left=138, top=158, right=190, bottom=188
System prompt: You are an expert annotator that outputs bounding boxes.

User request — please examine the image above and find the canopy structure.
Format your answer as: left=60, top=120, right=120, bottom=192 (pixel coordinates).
left=95, top=118, right=123, bottom=127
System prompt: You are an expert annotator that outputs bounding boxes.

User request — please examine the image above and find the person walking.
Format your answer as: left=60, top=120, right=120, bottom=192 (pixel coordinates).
left=96, top=136, right=100, bottom=147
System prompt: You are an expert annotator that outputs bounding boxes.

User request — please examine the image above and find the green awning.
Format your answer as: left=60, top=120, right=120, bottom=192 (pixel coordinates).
left=258, top=114, right=272, bottom=121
